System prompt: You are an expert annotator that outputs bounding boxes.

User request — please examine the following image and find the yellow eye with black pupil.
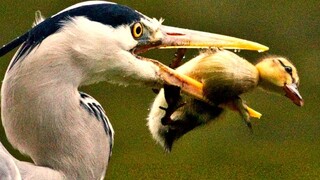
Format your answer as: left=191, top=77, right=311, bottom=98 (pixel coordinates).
left=132, top=23, right=143, bottom=38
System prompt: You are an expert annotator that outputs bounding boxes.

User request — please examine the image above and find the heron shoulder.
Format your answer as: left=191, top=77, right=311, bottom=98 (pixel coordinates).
left=79, top=92, right=114, bottom=152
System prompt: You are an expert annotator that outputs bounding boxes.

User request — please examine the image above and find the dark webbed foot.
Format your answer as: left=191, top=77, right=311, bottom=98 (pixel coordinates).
left=159, top=84, right=186, bottom=126
left=159, top=49, right=188, bottom=126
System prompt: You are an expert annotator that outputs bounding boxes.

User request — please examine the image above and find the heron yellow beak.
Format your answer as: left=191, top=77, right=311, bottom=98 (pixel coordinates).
left=137, top=56, right=204, bottom=100
left=134, top=25, right=268, bottom=105
left=158, top=25, right=269, bottom=52
left=133, top=25, right=269, bottom=54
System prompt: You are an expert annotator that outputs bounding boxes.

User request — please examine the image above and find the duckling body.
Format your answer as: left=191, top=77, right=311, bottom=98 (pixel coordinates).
left=180, top=50, right=259, bottom=104
left=148, top=50, right=302, bottom=151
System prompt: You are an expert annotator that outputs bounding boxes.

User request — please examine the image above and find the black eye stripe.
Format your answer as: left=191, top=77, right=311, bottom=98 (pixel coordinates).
left=278, top=59, right=286, bottom=67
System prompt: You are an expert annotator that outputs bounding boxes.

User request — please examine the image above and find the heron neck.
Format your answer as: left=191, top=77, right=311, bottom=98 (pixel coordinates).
left=1, top=55, right=109, bottom=179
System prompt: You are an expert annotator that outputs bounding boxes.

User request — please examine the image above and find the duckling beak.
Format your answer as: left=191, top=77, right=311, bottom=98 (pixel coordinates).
left=283, top=83, right=304, bottom=106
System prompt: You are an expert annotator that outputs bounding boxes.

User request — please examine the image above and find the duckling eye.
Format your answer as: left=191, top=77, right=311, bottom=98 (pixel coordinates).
left=278, top=60, right=293, bottom=75
left=285, top=66, right=293, bottom=74
left=131, top=22, right=143, bottom=39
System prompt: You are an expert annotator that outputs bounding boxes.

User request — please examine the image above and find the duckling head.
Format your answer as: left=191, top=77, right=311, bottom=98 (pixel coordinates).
left=255, top=56, right=303, bottom=106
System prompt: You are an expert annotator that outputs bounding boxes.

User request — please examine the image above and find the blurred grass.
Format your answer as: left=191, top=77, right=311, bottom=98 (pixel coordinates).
left=1, top=0, right=320, bottom=179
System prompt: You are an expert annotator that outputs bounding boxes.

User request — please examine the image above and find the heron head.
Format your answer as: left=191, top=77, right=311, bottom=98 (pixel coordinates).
left=0, top=1, right=269, bottom=98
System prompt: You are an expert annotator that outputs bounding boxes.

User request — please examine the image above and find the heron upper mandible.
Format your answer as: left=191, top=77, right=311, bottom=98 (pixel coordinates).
left=0, top=1, right=268, bottom=179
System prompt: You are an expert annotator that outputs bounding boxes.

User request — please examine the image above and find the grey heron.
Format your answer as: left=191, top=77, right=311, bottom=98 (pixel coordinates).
left=148, top=50, right=303, bottom=151
left=0, top=1, right=269, bottom=179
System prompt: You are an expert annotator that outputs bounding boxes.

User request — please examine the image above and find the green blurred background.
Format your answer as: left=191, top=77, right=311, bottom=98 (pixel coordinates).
left=0, top=0, right=319, bottom=179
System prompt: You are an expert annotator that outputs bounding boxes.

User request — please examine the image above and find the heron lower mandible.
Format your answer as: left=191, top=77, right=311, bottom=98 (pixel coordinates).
left=0, top=1, right=268, bottom=179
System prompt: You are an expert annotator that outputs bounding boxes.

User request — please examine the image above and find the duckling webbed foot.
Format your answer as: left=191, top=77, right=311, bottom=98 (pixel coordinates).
left=234, top=98, right=253, bottom=130
left=160, top=84, right=186, bottom=126
left=223, top=97, right=262, bottom=131
left=159, top=49, right=188, bottom=126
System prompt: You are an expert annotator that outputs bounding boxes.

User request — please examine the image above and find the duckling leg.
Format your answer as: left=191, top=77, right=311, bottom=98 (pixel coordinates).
left=170, top=48, right=187, bottom=68
left=234, top=98, right=252, bottom=130
left=233, top=97, right=262, bottom=131
left=151, top=49, right=187, bottom=94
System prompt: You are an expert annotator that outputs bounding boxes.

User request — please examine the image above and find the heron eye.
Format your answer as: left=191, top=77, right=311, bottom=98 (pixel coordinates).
left=131, top=22, right=143, bottom=38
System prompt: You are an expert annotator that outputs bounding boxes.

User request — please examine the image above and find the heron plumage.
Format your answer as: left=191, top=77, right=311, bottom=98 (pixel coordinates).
left=0, top=1, right=272, bottom=179
left=79, top=92, right=114, bottom=154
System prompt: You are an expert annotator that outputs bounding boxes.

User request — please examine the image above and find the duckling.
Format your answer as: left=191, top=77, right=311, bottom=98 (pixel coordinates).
left=147, top=49, right=303, bottom=151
